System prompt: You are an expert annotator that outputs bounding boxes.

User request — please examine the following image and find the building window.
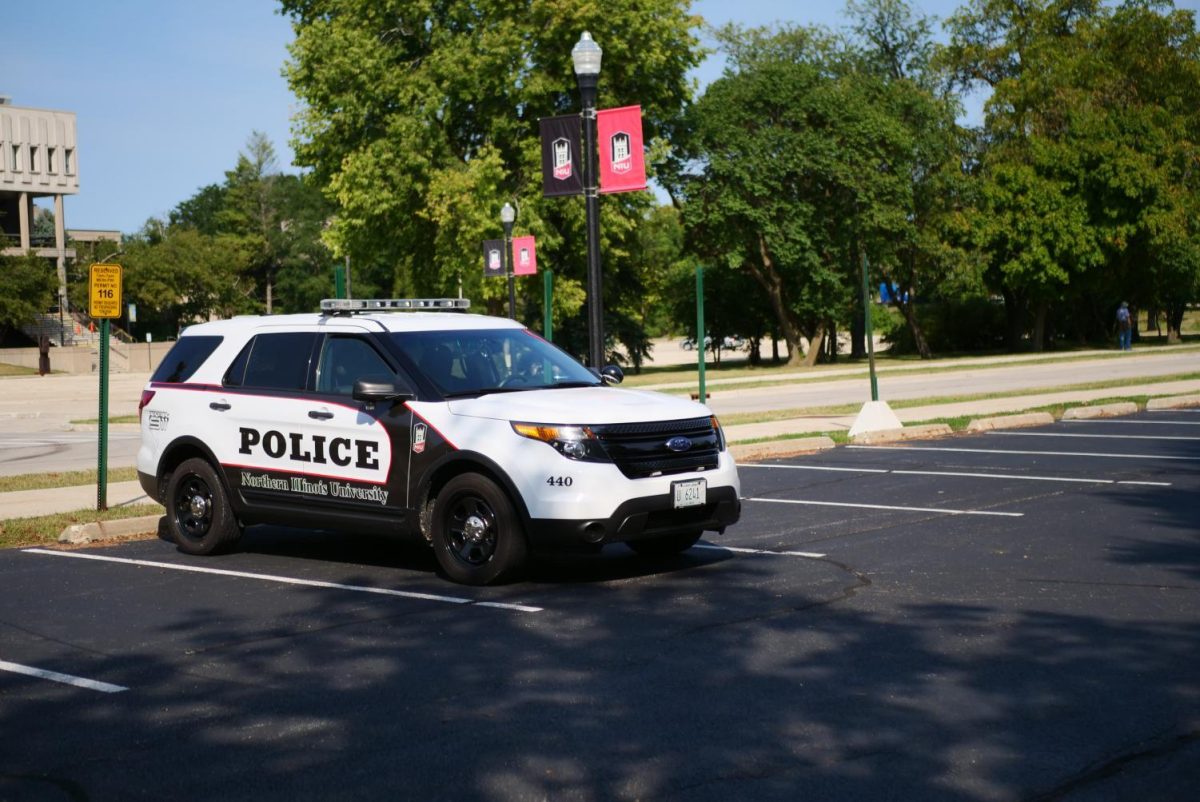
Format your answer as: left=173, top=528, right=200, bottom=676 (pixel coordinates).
left=11, top=144, right=20, bottom=172
left=47, top=146, right=57, bottom=174
left=29, top=145, right=39, bottom=173
left=64, top=148, right=75, bottom=175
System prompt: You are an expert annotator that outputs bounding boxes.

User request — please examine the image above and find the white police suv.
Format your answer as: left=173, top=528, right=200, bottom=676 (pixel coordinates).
left=137, top=299, right=741, bottom=584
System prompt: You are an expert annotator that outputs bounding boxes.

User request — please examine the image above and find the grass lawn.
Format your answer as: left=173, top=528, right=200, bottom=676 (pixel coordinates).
left=0, top=363, right=38, bottom=377
left=0, top=504, right=163, bottom=550
left=0, top=467, right=140, bottom=494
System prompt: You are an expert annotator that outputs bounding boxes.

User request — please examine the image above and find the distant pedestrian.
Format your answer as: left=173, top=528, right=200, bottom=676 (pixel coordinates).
left=1116, top=302, right=1132, bottom=351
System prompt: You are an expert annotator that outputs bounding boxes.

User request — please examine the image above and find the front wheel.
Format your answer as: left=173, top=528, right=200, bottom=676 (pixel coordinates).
left=165, top=457, right=242, bottom=555
left=627, top=531, right=702, bottom=557
left=431, top=473, right=528, bottom=585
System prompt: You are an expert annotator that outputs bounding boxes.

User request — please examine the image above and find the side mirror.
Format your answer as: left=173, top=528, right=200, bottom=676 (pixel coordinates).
left=600, top=364, right=624, bottom=385
left=352, top=376, right=415, bottom=403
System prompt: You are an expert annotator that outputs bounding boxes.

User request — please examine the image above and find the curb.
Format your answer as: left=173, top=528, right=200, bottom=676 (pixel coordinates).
left=850, top=424, right=952, bottom=445
left=59, top=514, right=163, bottom=545
left=966, top=412, right=1055, bottom=432
left=1146, top=394, right=1200, bottom=411
left=1062, top=402, right=1138, bottom=420
left=730, top=437, right=836, bottom=461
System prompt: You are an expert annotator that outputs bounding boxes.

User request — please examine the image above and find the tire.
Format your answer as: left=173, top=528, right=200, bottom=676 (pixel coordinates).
left=627, top=531, right=702, bottom=557
left=165, top=457, right=242, bottom=556
left=431, top=473, right=528, bottom=585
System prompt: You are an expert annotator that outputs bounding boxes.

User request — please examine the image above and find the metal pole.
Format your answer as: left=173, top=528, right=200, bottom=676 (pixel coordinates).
left=579, top=75, right=604, bottom=367
left=696, top=266, right=706, bottom=405
left=543, top=270, right=553, bottom=343
left=97, top=318, right=110, bottom=511
left=503, top=220, right=516, bottom=320
left=344, top=254, right=352, bottom=300
left=861, top=249, right=879, bottom=402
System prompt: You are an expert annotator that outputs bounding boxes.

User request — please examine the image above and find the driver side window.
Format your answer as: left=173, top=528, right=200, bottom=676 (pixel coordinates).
left=315, top=336, right=393, bottom=395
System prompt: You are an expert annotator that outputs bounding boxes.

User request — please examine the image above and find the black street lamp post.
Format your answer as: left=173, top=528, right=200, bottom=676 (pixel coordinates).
left=573, top=31, right=604, bottom=367
left=501, top=202, right=516, bottom=319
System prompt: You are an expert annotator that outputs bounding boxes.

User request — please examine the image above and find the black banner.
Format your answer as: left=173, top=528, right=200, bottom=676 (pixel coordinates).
left=540, top=114, right=583, bottom=197
left=482, top=239, right=505, bottom=278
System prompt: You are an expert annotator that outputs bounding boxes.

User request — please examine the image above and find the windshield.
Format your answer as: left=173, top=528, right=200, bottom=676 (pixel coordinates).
left=388, top=328, right=601, bottom=397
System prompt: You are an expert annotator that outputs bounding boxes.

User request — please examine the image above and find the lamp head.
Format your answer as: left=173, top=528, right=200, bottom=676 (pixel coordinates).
left=572, top=31, right=602, bottom=76
left=500, top=202, right=516, bottom=225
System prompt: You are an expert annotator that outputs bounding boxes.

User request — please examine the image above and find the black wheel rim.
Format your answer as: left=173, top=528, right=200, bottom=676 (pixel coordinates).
left=446, top=494, right=498, bottom=566
left=174, top=474, right=213, bottom=541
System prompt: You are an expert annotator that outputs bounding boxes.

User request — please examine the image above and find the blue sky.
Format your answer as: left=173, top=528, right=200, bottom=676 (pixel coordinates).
left=5, top=1, right=1197, bottom=233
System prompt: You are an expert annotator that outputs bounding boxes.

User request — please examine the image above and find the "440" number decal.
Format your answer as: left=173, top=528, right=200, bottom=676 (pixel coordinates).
left=545, top=476, right=574, bottom=487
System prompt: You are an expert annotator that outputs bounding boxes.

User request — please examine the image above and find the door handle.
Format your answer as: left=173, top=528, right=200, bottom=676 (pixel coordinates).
left=308, top=409, right=334, bottom=420
left=209, top=401, right=231, bottom=411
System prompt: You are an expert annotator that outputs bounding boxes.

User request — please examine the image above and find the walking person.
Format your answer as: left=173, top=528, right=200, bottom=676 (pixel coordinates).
left=1116, top=301, right=1132, bottom=351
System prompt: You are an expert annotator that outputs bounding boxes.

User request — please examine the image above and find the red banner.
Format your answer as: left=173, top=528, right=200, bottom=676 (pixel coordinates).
left=511, top=236, right=537, bottom=276
left=597, top=105, right=646, bottom=194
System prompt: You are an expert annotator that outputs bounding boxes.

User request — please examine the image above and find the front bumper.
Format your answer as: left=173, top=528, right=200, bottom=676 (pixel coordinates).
left=525, top=485, right=740, bottom=550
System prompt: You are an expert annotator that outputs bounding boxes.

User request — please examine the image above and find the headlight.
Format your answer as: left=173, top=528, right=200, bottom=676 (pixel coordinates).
left=711, top=415, right=726, bottom=451
left=512, top=422, right=610, bottom=462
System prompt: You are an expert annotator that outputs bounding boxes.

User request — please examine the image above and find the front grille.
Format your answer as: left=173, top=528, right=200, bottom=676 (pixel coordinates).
left=592, top=416, right=720, bottom=479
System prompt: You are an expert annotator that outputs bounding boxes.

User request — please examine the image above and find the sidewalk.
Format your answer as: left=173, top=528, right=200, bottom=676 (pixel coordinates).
left=4, top=379, right=1198, bottom=523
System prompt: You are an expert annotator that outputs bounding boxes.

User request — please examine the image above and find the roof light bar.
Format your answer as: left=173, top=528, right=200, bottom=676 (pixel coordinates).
left=320, top=298, right=471, bottom=314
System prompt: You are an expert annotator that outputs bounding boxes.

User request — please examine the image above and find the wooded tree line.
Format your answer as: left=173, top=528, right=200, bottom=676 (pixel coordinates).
left=20, top=0, right=1192, bottom=361
left=275, top=0, right=1200, bottom=366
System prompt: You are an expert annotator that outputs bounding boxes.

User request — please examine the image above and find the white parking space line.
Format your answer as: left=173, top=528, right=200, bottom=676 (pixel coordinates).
left=742, top=463, right=1172, bottom=487
left=743, top=497, right=1024, bottom=517
left=740, top=464, right=889, bottom=474
left=22, top=549, right=543, bottom=613
left=0, top=659, right=128, bottom=694
left=847, top=445, right=1200, bottom=461
left=989, top=431, right=1200, bottom=441
left=694, top=543, right=827, bottom=559
left=1063, top=419, right=1200, bottom=426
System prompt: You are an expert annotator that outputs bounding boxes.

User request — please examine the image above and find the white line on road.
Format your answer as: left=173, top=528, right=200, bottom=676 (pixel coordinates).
left=739, top=463, right=889, bottom=474
left=1063, top=419, right=1200, bottom=426
left=0, top=659, right=128, bottom=694
left=742, top=463, right=1172, bottom=487
left=989, top=431, right=1200, bottom=441
left=21, top=549, right=543, bottom=613
left=693, top=543, right=827, bottom=558
left=743, top=497, right=1024, bottom=517
left=847, top=445, right=1200, bottom=461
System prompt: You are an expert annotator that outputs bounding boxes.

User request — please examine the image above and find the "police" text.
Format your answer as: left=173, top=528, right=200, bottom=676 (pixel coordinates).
left=239, top=427, right=380, bottom=470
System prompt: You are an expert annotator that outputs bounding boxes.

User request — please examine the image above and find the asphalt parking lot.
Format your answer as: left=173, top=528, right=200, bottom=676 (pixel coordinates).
left=2, top=410, right=1198, bottom=801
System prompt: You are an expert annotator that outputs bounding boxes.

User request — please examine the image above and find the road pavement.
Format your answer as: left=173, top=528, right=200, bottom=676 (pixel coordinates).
left=1, top=410, right=1196, bottom=800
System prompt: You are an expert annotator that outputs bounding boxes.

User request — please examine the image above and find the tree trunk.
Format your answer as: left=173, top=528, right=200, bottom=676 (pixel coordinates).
left=1031, top=300, right=1048, bottom=353
left=746, top=234, right=806, bottom=367
left=826, top=321, right=837, bottom=363
left=804, top=323, right=826, bottom=367
left=894, top=299, right=932, bottom=359
left=850, top=310, right=865, bottom=359
left=772, top=336, right=781, bottom=363
left=1166, top=302, right=1185, bottom=343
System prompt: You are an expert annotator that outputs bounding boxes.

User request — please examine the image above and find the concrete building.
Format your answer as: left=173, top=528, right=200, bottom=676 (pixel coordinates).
left=0, top=96, right=79, bottom=316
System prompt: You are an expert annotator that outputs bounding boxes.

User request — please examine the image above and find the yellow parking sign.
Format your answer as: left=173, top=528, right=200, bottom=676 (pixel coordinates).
left=89, top=263, right=123, bottom=319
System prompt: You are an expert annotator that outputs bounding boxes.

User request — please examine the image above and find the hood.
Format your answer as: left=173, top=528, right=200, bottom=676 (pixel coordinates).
left=447, top=386, right=711, bottom=424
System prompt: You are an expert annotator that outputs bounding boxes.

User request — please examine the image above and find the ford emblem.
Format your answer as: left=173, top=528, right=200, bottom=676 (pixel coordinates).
left=666, top=436, right=693, bottom=452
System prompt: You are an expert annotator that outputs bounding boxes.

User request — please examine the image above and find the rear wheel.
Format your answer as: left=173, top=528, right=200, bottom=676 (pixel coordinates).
left=166, top=457, right=242, bottom=555
left=627, top=531, right=702, bottom=557
left=431, top=473, right=527, bottom=585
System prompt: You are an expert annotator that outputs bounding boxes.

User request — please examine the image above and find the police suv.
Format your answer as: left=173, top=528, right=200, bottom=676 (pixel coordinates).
left=137, top=299, right=741, bottom=585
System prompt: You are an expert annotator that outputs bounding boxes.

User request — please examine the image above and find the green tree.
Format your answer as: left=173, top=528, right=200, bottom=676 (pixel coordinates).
left=673, top=24, right=923, bottom=367
left=280, top=0, right=701, bottom=362
left=0, top=252, right=57, bottom=342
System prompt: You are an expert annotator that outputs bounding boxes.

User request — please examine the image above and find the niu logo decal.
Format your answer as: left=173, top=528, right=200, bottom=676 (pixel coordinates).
left=609, top=132, right=632, bottom=174
left=412, top=423, right=428, bottom=454
left=487, top=249, right=502, bottom=271
left=552, top=138, right=573, bottom=180
left=665, top=436, right=692, bottom=453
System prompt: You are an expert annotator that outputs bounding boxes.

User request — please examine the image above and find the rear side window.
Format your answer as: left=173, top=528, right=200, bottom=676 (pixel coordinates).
left=236, top=332, right=319, bottom=391
left=151, top=336, right=223, bottom=383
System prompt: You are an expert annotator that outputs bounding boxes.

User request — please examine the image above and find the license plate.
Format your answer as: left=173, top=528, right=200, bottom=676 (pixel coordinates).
left=672, top=478, right=706, bottom=509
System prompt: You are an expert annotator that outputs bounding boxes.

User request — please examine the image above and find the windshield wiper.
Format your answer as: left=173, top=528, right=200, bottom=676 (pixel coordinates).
left=547, top=381, right=600, bottom=389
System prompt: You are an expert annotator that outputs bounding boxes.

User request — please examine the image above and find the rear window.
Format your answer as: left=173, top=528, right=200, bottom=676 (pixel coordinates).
left=151, top=336, right=223, bottom=383
left=234, top=332, right=319, bottom=391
